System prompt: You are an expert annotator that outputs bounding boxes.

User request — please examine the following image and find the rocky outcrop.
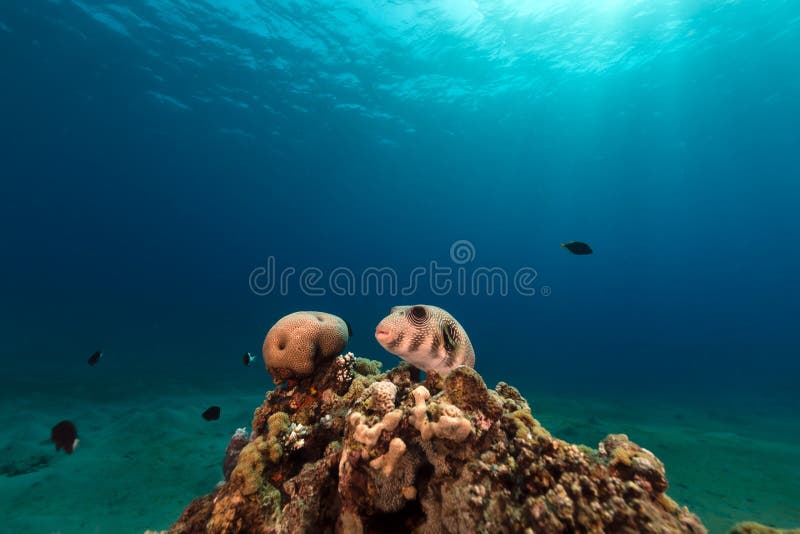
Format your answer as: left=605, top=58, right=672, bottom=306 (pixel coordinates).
left=168, top=355, right=706, bottom=534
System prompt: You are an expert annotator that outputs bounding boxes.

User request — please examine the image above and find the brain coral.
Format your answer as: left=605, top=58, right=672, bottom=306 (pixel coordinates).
left=262, top=311, right=349, bottom=384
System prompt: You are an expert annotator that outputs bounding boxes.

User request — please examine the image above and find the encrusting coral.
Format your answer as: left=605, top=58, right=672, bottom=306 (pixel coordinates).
left=168, top=351, right=709, bottom=534
left=360, top=380, right=398, bottom=414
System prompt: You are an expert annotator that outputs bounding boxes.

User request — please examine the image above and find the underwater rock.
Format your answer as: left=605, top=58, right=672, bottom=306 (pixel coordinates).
left=222, top=428, right=249, bottom=482
left=168, top=357, right=707, bottom=534
left=0, top=454, right=51, bottom=477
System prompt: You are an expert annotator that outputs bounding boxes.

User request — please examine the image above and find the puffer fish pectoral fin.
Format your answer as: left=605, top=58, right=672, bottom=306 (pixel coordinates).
left=441, top=320, right=458, bottom=353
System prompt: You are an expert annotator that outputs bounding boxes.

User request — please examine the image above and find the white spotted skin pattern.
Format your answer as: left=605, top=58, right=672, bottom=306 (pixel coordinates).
left=374, top=305, right=475, bottom=375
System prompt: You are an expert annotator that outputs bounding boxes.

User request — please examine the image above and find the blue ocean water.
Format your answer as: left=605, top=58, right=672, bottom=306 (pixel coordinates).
left=1, top=0, right=799, bottom=531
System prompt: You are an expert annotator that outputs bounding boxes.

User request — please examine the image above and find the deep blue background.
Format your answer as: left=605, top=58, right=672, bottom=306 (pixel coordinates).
left=1, top=0, right=798, bottom=397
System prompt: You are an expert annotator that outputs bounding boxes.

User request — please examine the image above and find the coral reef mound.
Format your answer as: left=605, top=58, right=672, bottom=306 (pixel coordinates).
left=169, top=356, right=706, bottom=533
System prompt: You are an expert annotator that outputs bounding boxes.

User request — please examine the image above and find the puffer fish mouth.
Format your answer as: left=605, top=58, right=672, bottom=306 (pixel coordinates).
left=374, top=326, right=392, bottom=343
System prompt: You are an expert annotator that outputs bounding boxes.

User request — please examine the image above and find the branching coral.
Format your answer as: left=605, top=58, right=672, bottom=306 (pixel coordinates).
left=350, top=409, right=403, bottom=448
left=369, top=437, right=407, bottom=476
left=408, top=385, right=431, bottom=438
left=408, top=385, right=473, bottom=442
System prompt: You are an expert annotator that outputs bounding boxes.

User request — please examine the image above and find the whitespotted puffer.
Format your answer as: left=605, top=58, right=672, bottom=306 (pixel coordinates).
left=374, top=304, right=475, bottom=375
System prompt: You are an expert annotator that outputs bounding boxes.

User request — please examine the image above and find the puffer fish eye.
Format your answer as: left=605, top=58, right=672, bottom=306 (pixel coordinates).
left=408, top=305, right=427, bottom=322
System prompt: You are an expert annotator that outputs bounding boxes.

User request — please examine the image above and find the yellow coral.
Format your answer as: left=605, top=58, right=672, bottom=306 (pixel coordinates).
left=267, top=412, right=291, bottom=439
left=508, top=409, right=550, bottom=441
left=231, top=437, right=268, bottom=496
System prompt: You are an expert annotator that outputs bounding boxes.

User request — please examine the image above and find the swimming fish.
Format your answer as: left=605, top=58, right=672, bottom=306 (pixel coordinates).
left=375, top=305, right=475, bottom=375
left=51, top=421, right=79, bottom=454
left=242, top=352, right=255, bottom=366
left=561, top=241, right=593, bottom=255
left=87, top=350, right=102, bottom=366
left=202, top=406, right=221, bottom=421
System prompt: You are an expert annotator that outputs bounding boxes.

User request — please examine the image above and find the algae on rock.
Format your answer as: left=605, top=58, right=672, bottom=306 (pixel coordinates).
left=168, top=358, right=707, bottom=534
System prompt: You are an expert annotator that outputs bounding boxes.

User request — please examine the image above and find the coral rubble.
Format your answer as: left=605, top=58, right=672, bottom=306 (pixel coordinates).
left=168, top=356, right=707, bottom=533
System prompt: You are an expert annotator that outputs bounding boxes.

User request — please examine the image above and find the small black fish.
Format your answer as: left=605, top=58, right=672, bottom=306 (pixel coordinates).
left=561, top=241, right=593, bottom=255
left=344, top=319, right=353, bottom=337
left=87, top=350, right=102, bottom=366
left=242, top=352, right=255, bottom=366
left=202, top=406, right=221, bottom=421
left=51, top=421, right=79, bottom=454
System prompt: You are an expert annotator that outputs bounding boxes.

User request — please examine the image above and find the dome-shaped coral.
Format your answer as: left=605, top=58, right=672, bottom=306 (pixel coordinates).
left=262, top=311, right=349, bottom=384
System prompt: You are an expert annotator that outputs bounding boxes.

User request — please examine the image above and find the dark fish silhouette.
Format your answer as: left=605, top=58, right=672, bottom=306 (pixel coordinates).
left=242, top=352, right=255, bottom=366
left=561, top=241, right=593, bottom=255
left=51, top=421, right=79, bottom=454
left=344, top=319, right=353, bottom=337
left=202, top=406, right=221, bottom=421
left=87, top=350, right=103, bottom=366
